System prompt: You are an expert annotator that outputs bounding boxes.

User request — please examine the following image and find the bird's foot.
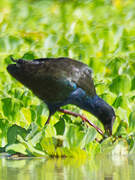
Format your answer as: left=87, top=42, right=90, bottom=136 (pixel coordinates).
left=58, top=109, right=105, bottom=137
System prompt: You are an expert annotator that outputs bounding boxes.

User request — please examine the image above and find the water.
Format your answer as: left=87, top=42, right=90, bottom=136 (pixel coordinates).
left=0, top=153, right=135, bottom=180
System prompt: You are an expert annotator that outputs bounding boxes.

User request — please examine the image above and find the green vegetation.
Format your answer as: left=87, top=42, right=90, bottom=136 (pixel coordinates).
left=0, top=0, right=135, bottom=157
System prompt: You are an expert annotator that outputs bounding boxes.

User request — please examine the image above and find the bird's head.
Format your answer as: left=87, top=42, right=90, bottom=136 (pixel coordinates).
left=94, top=97, right=115, bottom=136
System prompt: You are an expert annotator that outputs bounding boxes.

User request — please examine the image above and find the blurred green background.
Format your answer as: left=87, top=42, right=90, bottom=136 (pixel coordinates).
left=0, top=0, right=135, bottom=156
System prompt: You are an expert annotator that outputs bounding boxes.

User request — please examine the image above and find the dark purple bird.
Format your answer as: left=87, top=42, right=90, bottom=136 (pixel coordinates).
left=7, top=57, right=115, bottom=136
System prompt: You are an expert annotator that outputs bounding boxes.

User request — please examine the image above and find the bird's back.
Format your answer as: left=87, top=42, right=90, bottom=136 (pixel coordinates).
left=7, top=57, right=96, bottom=103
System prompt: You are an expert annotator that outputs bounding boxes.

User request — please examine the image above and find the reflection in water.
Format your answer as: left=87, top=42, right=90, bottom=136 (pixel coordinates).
left=0, top=153, right=134, bottom=180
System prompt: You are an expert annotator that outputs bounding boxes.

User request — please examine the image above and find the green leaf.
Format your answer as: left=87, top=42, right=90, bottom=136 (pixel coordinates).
left=127, top=137, right=135, bottom=153
left=0, top=72, right=7, bottom=83
left=109, top=75, right=131, bottom=94
left=113, top=95, right=128, bottom=109
left=116, top=107, right=129, bottom=122
left=7, top=125, right=27, bottom=145
left=21, top=107, right=31, bottom=125
left=28, top=131, right=43, bottom=146
left=65, top=125, right=85, bottom=148
left=41, top=137, right=57, bottom=155
left=0, top=37, right=6, bottom=51
left=1, top=97, right=22, bottom=121
left=22, top=51, right=35, bottom=60
left=8, top=36, right=22, bottom=50
left=131, top=76, right=135, bottom=90
left=17, top=135, right=46, bottom=157
left=81, top=128, right=97, bottom=148
left=100, top=137, right=115, bottom=153
left=0, top=118, right=9, bottom=137
left=100, top=92, right=116, bottom=105
left=5, top=143, right=27, bottom=155
left=25, top=122, right=39, bottom=141
left=54, top=117, right=65, bottom=135
left=45, top=124, right=56, bottom=137
left=86, top=141, right=101, bottom=155
left=114, top=121, right=128, bottom=137
left=129, top=111, right=135, bottom=132
left=2, top=97, right=12, bottom=119
left=107, top=57, right=125, bottom=76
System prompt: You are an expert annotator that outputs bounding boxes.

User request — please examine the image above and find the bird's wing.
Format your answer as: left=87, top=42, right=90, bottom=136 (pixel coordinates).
left=32, top=57, right=96, bottom=96
left=7, top=57, right=96, bottom=103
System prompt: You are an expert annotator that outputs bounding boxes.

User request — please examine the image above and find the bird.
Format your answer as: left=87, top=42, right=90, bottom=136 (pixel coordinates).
left=7, top=57, right=115, bottom=136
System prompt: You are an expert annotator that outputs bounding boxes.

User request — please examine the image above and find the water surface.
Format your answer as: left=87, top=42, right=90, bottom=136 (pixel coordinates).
left=0, top=153, right=135, bottom=180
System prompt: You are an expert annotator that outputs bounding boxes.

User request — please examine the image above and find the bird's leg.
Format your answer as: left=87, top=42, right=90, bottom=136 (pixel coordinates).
left=58, top=108, right=105, bottom=137
left=44, top=105, right=57, bottom=126
left=45, top=114, right=51, bottom=125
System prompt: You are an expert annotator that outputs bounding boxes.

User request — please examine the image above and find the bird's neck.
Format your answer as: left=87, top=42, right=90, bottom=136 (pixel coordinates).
left=69, top=88, right=101, bottom=118
left=77, top=95, right=101, bottom=117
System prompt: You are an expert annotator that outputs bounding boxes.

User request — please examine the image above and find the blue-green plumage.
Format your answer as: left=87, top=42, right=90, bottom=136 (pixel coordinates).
left=7, top=57, right=115, bottom=135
